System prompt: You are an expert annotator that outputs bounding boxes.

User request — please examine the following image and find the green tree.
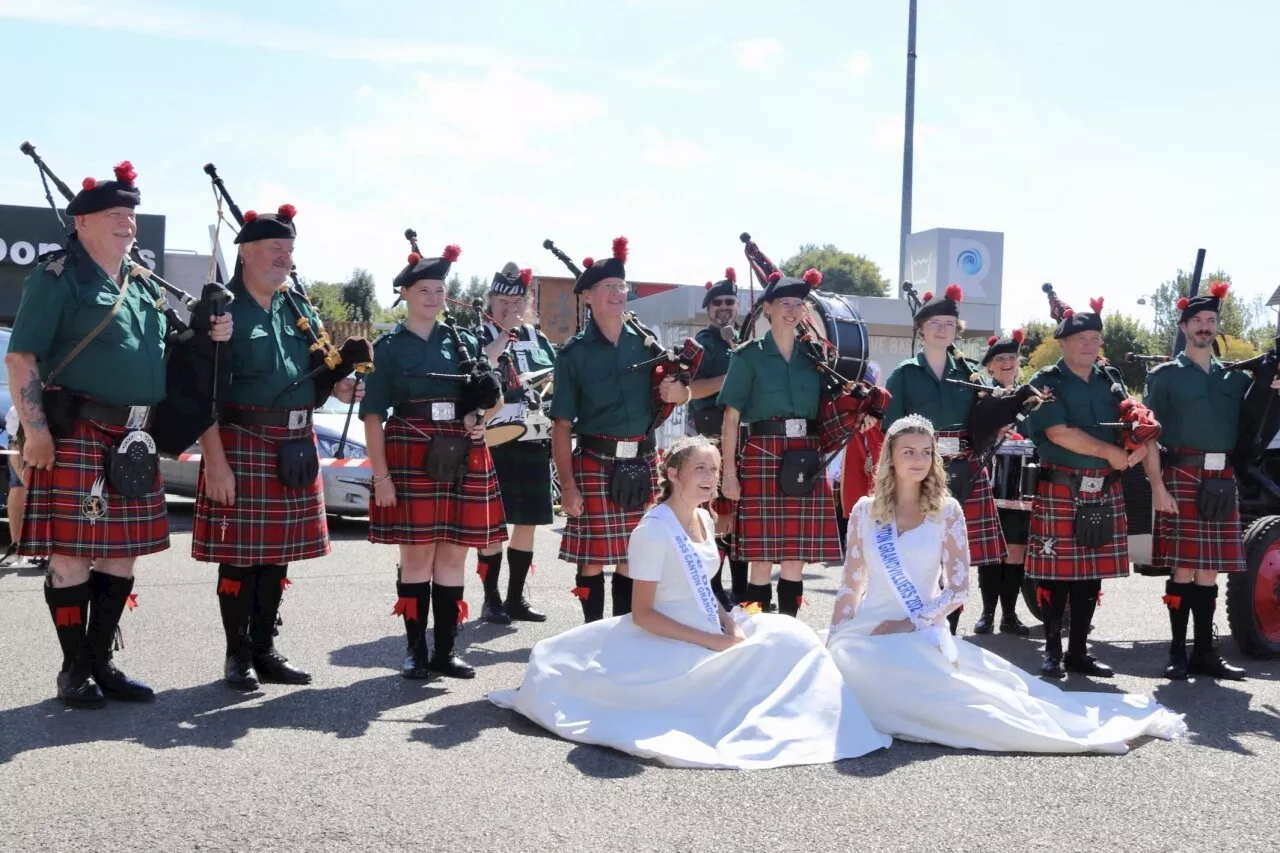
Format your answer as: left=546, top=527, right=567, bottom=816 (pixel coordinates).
left=1150, top=269, right=1245, bottom=352
left=780, top=244, right=889, bottom=297
left=1102, top=313, right=1157, bottom=393
left=443, top=274, right=490, bottom=329
left=1018, top=319, right=1054, bottom=360
left=301, top=280, right=348, bottom=329
left=341, top=268, right=377, bottom=324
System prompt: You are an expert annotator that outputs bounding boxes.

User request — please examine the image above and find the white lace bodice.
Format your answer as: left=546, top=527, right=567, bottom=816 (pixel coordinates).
left=830, top=496, right=970, bottom=635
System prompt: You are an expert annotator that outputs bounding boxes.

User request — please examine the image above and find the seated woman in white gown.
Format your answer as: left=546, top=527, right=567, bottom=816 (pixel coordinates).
left=826, top=414, right=1187, bottom=755
left=489, top=436, right=890, bottom=770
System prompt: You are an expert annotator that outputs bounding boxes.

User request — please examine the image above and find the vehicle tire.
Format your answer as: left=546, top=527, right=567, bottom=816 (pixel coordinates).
left=1228, top=514, right=1280, bottom=659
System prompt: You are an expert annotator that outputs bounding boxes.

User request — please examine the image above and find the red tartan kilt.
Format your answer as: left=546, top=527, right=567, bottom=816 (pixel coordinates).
left=369, top=417, right=506, bottom=547
left=937, top=430, right=1006, bottom=565
left=558, top=447, right=658, bottom=565
left=818, top=396, right=863, bottom=455
left=192, top=422, right=330, bottom=565
left=1153, top=464, right=1245, bottom=573
left=21, top=417, right=168, bottom=559
left=1024, top=466, right=1129, bottom=581
left=732, top=434, right=841, bottom=564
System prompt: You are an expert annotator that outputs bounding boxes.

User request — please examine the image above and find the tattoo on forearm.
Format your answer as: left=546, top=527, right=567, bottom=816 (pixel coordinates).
left=19, top=376, right=47, bottom=430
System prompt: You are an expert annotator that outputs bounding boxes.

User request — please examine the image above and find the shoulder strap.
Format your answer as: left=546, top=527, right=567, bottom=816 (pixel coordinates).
left=46, top=279, right=129, bottom=385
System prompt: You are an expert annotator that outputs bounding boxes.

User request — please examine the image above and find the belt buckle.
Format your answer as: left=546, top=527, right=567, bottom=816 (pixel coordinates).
left=785, top=419, right=807, bottom=438
left=1204, top=452, right=1226, bottom=472
left=287, top=409, right=309, bottom=430
left=938, top=436, right=961, bottom=457
left=125, top=406, right=149, bottom=430
left=615, top=440, right=639, bottom=460
left=1080, top=475, right=1104, bottom=494
left=431, top=402, right=456, bottom=422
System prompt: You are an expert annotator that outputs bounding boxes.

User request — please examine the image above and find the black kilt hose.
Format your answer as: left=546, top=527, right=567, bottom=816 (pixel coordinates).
left=490, top=439, right=553, bottom=526
left=192, top=419, right=330, bottom=565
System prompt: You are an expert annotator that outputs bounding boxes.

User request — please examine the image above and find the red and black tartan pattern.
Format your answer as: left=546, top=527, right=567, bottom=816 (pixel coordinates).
left=818, top=395, right=863, bottom=455
left=1153, top=463, right=1245, bottom=573
left=369, top=417, right=507, bottom=547
left=1024, top=465, right=1129, bottom=581
left=936, top=431, right=1006, bottom=566
left=558, top=446, right=658, bottom=565
left=731, top=434, right=842, bottom=564
left=20, top=417, right=169, bottom=558
left=192, top=422, right=330, bottom=564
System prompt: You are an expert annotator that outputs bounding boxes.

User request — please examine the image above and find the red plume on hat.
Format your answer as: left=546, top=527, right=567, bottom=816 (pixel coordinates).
left=1089, top=296, right=1104, bottom=314
left=1042, top=282, right=1071, bottom=323
left=704, top=281, right=713, bottom=290
left=987, top=335, right=999, bottom=346
left=922, top=291, right=934, bottom=303
left=277, top=203, right=297, bottom=222
left=1176, top=296, right=1190, bottom=311
left=113, top=160, right=137, bottom=186
left=1209, top=280, right=1230, bottom=299
left=519, top=268, right=533, bottom=286
left=612, top=236, right=628, bottom=262
left=725, top=267, right=736, bottom=283
left=803, top=269, right=823, bottom=288
left=1011, top=328, right=1025, bottom=345
left=767, top=271, right=783, bottom=284
left=944, top=283, right=963, bottom=302
left=443, top=244, right=461, bottom=262
left=582, top=257, right=595, bottom=269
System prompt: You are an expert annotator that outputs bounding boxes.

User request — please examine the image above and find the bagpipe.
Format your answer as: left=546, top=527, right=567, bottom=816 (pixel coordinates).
left=542, top=238, right=585, bottom=335
left=18, top=142, right=237, bottom=455
left=203, top=163, right=374, bottom=410
left=901, top=281, right=925, bottom=355
left=1095, top=362, right=1162, bottom=450
left=1220, top=338, right=1280, bottom=469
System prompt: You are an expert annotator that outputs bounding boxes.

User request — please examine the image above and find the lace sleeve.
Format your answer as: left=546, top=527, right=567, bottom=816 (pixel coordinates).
left=915, top=499, right=971, bottom=625
left=830, top=500, right=870, bottom=633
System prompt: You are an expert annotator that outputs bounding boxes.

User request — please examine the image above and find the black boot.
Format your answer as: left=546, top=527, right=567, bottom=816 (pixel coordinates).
left=947, top=608, right=962, bottom=636
left=728, top=559, right=749, bottom=603
left=1187, top=584, right=1246, bottom=680
left=504, top=548, right=546, bottom=621
left=776, top=578, right=803, bottom=617
left=217, top=565, right=259, bottom=691
left=1162, top=580, right=1195, bottom=680
left=251, top=564, right=312, bottom=685
left=1064, top=580, right=1113, bottom=677
left=998, top=564, right=1032, bottom=636
left=429, top=584, right=475, bottom=678
left=45, top=580, right=105, bottom=709
left=611, top=573, right=633, bottom=617
left=86, top=571, right=153, bottom=701
left=744, top=582, right=773, bottom=613
left=973, top=564, right=1002, bottom=634
left=395, top=581, right=433, bottom=680
left=477, top=552, right=511, bottom=624
left=1039, top=582, right=1067, bottom=679
left=573, top=573, right=606, bottom=623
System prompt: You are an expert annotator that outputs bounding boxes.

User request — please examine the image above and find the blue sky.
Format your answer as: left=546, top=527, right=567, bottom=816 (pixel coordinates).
left=2, top=0, right=1277, bottom=329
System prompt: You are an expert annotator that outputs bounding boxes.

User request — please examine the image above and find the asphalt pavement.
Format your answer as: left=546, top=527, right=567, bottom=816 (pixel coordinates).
left=0, top=504, right=1275, bottom=853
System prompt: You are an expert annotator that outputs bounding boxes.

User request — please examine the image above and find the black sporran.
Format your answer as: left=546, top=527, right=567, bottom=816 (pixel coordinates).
left=107, top=430, right=158, bottom=499
left=946, top=458, right=975, bottom=503
left=425, top=435, right=471, bottom=484
left=777, top=448, right=822, bottom=497
left=610, top=458, right=653, bottom=510
left=277, top=438, right=320, bottom=490
left=1073, top=501, right=1115, bottom=549
left=692, top=407, right=725, bottom=438
left=1196, top=477, right=1236, bottom=522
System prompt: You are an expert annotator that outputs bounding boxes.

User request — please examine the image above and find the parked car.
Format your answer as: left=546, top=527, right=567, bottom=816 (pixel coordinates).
left=159, top=396, right=372, bottom=518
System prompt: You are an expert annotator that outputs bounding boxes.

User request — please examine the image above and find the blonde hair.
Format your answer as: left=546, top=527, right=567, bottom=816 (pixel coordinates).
left=869, top=414, right=950, bottom=523
left=659, top=435, right=721, bottom=521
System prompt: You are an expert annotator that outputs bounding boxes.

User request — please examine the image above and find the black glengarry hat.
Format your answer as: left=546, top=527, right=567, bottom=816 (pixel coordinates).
left=1178, top=281, right=1229, bottom=324
left=574, top=236, right=628, bottom=294
left=702, top=267, right=738, bottom=309
left=1047, top=284, right=1104, bottom=339
left=762, top=268, right=821, bottom=302
left=66, top=160, right=141, bottom=216
left=982, top=328, right=1025, bottom=366
left=234, top=203, right=298, bottom=244
left=392, top=243, right=461, bottom=304
left=913, top=283, right=964, bottom=323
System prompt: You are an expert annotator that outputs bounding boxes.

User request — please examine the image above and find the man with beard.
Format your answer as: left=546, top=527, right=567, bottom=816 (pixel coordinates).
left=1143, top=282, right=1265, bottom=680
left=6, top=160, right=231, bottom=708
left=551, top=236, right=688, bottom=622
left=687, top=268, right=749, bottom=606
left=191, top=204, right=363, bottom=690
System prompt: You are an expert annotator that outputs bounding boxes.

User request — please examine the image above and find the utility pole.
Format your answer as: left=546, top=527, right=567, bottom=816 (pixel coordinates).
left=897, top=0, right=918, bottom=290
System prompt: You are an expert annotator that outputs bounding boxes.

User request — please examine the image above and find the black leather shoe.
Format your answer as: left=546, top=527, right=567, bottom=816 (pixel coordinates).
left=93, top=660, right=155, bottom=702
left=1064, top=653, right=1114, bottom=678
left=253, top=648, right=312, bottom=685
left=481, top=595, right=513, bottom=625
left=57, top=665, right=106, bottom=709
left=999, top=615, right=1032, bottom=637
left=401, top=639, right=433, bottom=680
left=973, top=613, right=996, bottom=635
left=429, top=652, right=476, bottom=679
left=505, top=597, right=548, bottom=622
left=224, top=651, right=260, bottom=691
left=1164, top=650, right=1189, bottom=681
left=1040, top=656, right=1066, bottom=679
left=1188, top=652, right=1246, bottom=681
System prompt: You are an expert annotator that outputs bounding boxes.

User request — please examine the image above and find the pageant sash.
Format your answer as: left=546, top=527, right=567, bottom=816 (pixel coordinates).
left=650, top=504, right=723, bottom=633
left=866, top=515, right=959, bottom=665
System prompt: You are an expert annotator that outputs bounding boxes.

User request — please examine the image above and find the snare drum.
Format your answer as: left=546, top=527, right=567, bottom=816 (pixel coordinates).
left=743, top=290, right=870, bottom=383
left=991, top=439, right=1039, bottom=511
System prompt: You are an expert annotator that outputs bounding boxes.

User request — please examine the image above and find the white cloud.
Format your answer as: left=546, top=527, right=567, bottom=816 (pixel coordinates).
left=847, top=50, right=872, bottom=78
left=871, top=114, right=940, bottom=153
left=639, top=128, right=709, bottom=169
left=733, top=37, right=783, bottom=71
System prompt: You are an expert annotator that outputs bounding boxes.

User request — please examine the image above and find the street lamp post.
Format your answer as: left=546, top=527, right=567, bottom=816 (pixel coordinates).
left=897, top=0, right=918, bottom=289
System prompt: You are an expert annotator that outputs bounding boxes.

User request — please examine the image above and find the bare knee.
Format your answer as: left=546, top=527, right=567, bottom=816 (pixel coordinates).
left=48, top=555, right=92, bottom=587
left=779, top=561, right=803, bottom=581
left=432, top=543, right=468, bottom=586
left=579, top=563, right=604, bottom=578
left=400, top=544, right=436, bottom=583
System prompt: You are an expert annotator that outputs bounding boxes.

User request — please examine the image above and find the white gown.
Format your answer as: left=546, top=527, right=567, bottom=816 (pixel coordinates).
left=826, top=496, right=1187, bottom=755
left=489, top=505, right=891, bottom=769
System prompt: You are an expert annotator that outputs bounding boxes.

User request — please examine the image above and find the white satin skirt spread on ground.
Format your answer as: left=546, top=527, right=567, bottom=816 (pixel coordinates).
left=489, top=606, right=891, bottom=770
left=827, top=496, right=1188, bottom=755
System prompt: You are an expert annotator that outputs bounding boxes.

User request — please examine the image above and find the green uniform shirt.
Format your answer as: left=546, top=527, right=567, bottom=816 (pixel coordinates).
left=1026, top=359, right=1122, bottom=469
left=480, top=323, right=556, bottom=404
left=224, top=277, right=324, bottom=409
left=6, top=247, right=167, bottom=406
left=717, top=330, right=821, bottom=423
left=689, top=324, right=734, bottom=418
left=1143, top=352, right=1250, bottom=452
left=360, top=321, right=482, bottom=419
left=548, top=319, right=656, bottom=438
left=882, top=350, right=982, bottom=431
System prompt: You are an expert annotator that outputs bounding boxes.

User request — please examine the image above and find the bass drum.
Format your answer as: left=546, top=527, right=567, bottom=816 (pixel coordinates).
left=742, top=290, right=870, bottom=383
